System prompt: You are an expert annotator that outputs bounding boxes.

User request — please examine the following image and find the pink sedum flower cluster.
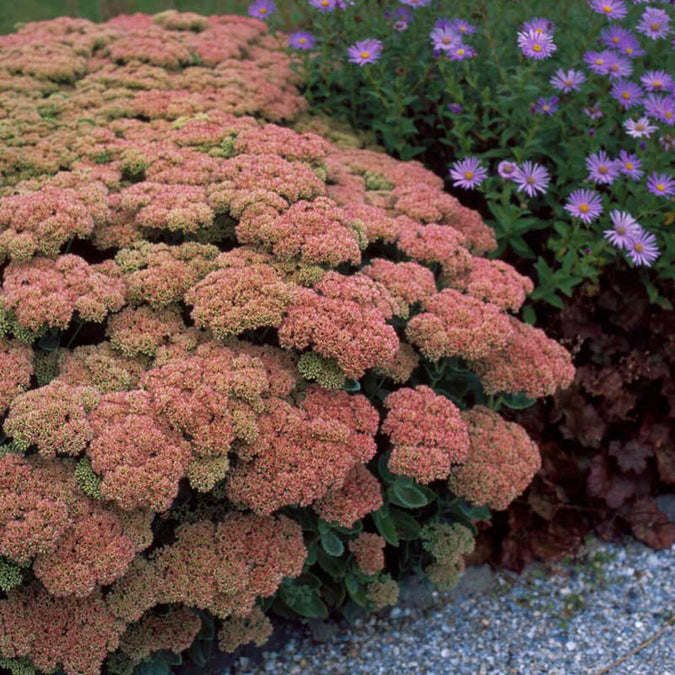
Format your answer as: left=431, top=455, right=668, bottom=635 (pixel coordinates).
left=349, top=532, right=386, bottom=575
left=406, top=289, right=512, bottom=362
left=382, top=386, right=470, bottom=484
left=470, top=318, right=575, bottom=398
left=0, top=11, right=574, bottom=671
left=1, top=255, right=124, bottom=335
left=0, top=339, right=33, bottom=413
left=449, top=406, right=542, bottom=511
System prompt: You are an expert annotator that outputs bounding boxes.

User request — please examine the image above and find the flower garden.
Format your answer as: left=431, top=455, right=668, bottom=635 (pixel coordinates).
left=0, top=1, right=672, bottom=673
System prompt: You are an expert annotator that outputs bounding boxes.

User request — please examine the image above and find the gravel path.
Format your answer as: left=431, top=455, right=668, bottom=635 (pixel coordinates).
left=231, top=538, right=674, bottom=675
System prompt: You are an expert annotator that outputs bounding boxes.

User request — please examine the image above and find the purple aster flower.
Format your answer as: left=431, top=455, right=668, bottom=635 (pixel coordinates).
left=517, top=29, right=557, bottom=60
left=610, top=80, right=644, bottom=109
left=449, top=157, right=488, bottom=189
left=589, top=128, right=596, bottom=137
left=521, top=17, right=555, bottom=35
left=390, top=6, right=413, bottom=22
left=513, top=161, right=550, bottom=197
left=647, top=172, right=675, bottom=197
left=564, top=189, right=604, bottom=223
left=309, top=0, right=337, bottom=12
left=604, top=211, right=641, bottom=249
left=617, top=150, right=644, bottom=179
left=584, top=50, right=613, bottom=75
left=641, top=71, right=674, bottom=92
left=589, top=0, right=628, bottom=20
left=449, top=18, right=477, bottom=35
left=586, top=150, right=621, bottom=184
left=430, top=26, right=460, bottom=51
left=448, top=103, right=463, bottom=114
left=584, top=103, right=604, bottom=119
left=645, top=94, right=675, bottom=126
left=550, top=69, right=586, bottom=92
left=604, top=52, right=634, bottom=79
left=394, top=19, right=409, bottom=31
left=623, top=116, right=658, bottom=138
left=400, top=0, right=432, bottom=6
left=347, top=39, right=383, bottom=66
left=533, top=96, right=559, bottom=115
left=498, top=161, right=518, bottom=179
left=288, top=31, right=316, bottom=50
left=626, top=229, right=660, bottom=267
left=434, top=17, right=452, bottom=30
left=599, top=26, right=636, bottom=49
left=449, top=43, right=476, bottom=61
left=248, top=0, right=276, bottom=19
left=619, top=41, right=646, bottom=59
left=637, top=8, right=670, bottom=40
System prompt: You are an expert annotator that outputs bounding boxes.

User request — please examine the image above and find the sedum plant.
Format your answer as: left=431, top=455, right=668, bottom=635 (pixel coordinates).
left=0, top=11, right=573, bottom=675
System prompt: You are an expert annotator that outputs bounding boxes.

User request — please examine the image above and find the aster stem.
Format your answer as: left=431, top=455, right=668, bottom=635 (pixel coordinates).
left=477, top=0, right=509, bottom=87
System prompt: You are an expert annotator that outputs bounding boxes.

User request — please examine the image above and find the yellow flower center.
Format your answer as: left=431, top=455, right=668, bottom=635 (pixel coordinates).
left=626, top=48, right=634, bottom=54
left=533, top=44, right=542, bottom=52
left=457, top=49, right=465, bottom=55
left=526, top=176, right=536, bottom=184
left=634, top=242, right=644, bottom=252
left=612, top=37, right=620, bottom=43
left=621, top=92, right=631, bottom=99
left=299, top=38, right=307, bottom=44
left=595, top=58, right=604, bottom=65
left=666, top=112, right=673, bottom=119
left=360, top=51, right=370, bottom=59
left=259, top=7, right=267, bottom=13
left=580, top=204, right=589, bottom=213
left=653, top=81, right=663, bottom=88
left=651, top=22, right=661, bottom=31
left=657, top=183, right=665, bottom=191
left=460, top=26, right=467, bottom=32
left=636, top=123, right=645, bottom=130
left=564, top=79, right=572, bottom=86
left=598, top=166, right=608, bottom=174
left=617, top=226, right=626, bottom=235
left=603, top=5, right=612, bottom=12
left=464, top=171, right=474, bottom=180
left=322, top=0, right=330, bottom=5
left=543, top=105, right=550, bottom=111
left=625, top=162, right=633, bottom=170
left=442, top=37, right=452, bottom=44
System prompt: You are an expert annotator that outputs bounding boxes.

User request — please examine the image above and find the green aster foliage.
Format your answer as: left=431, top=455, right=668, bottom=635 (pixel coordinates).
left=270, top=0, right=675, bottom=311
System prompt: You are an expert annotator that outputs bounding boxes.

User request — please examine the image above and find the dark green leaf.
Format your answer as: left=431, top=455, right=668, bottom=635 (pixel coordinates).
left=501, top=392, right=536, bottom=410
left=372, top=508, right=399, bottom=546
left=344, top=573, right=368, bottom=607
left=389, top=483, right=429, bottom=509
left=317, top=548, right=347, bottom=578
left=389, top=507, right=421, bottom=540
left=320, top=529, right=344, bottom=557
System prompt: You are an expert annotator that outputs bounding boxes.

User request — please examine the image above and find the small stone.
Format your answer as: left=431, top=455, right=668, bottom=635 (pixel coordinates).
left=565, top=641, right=577, bottom=652
left=646, top=554, right=660, bottom=568
left=441, top=648, right=451, bottom=658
